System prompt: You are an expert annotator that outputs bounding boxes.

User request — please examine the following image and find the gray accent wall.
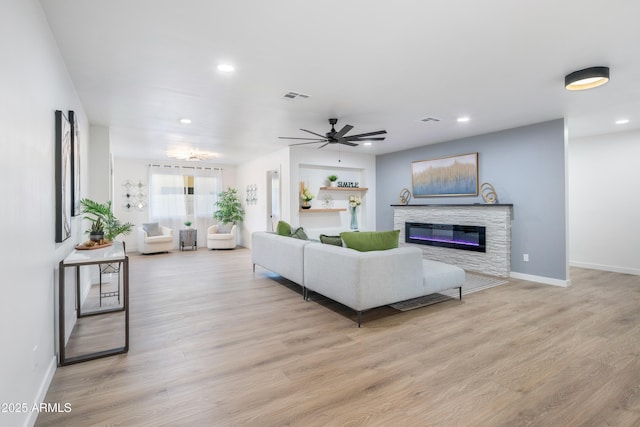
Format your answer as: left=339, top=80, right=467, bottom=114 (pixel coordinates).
left=376, top=119, right=566, bottom=281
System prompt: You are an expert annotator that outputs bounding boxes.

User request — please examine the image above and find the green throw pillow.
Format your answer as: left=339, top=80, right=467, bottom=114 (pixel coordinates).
left=319, top=234, right=343, bottom=247
left=340, top=230, right=400, bottom=252
left=290, top=227, right=308, bottom=240
left=276, top=220, right=291, bottom=236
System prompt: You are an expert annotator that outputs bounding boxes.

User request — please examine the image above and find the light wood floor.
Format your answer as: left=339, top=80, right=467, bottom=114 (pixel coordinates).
left=38, top=248, right=640, bottom=426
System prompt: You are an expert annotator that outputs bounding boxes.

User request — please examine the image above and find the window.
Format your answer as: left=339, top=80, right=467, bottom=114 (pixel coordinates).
left=148, top=165, right=223, bottom=241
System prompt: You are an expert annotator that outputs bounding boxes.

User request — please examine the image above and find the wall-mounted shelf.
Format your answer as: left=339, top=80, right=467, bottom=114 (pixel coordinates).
left=299, top=208, right=346, bottom=213
left=319, top=187, right=368, bottom=192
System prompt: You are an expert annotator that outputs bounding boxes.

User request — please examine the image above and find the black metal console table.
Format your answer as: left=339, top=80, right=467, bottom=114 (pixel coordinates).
left=58, top=241, right=129, bottom=366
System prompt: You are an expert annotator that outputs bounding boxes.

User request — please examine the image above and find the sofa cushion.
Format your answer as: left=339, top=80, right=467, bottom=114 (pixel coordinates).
left=290, top=227, right=308, bottom=240
left=276, top=220, right=291, bottom=236
left=319, top=234, right=343, bottom=246
left=340, top=230, right=400, bottom=252
left=142, top=222, right=162, bottom=237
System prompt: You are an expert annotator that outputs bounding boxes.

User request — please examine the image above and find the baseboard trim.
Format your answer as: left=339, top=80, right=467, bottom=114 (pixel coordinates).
left=570, top=261, right=640, bottom=276
left=510, top=272, right=570, bottom=287
left=25, top=356, right=57, bottom=427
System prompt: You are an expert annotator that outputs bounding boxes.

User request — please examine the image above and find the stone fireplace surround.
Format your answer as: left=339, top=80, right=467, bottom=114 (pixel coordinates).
left=393, top=204, right=513, bottom=277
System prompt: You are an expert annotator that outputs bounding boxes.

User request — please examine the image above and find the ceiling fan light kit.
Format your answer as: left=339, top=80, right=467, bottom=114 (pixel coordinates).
left=279, top=118, right=386, bottom=149
left=565, top=66, right=610, bottom=91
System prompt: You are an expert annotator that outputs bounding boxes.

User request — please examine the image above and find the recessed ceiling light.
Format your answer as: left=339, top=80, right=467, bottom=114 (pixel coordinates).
left=457, top=117, right=470, bottom=123
left=179, top=118, right=192, bottom=124
left=363, top=142, right=372, bottom=146
left=565, top=66, right=609, bottom=91
left=615, top=119, right=630, bottom=125
left=217, top=64, right=235, bottom=72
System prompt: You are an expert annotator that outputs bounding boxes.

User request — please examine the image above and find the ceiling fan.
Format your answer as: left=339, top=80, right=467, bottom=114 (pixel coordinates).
left=279, top=118, right=386, bottom=148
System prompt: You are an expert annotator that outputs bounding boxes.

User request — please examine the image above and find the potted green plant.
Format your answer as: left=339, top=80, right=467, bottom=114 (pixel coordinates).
left=327, top=174, right=338, bottom=187
left=89, top=217, right=105, bottom=242
left=213, top=187, right=245, bottom=226
left=81, top=198, right=134, bottom=242
left=184, top=220, right=192, bottom=229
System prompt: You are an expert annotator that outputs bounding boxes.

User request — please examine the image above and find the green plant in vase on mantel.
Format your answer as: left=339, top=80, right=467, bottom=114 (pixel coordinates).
left=327, top=174, right=338, bottom=187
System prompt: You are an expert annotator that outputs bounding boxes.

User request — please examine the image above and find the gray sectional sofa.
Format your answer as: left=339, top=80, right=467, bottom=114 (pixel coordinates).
left=251, top=231, right=465, bottom=326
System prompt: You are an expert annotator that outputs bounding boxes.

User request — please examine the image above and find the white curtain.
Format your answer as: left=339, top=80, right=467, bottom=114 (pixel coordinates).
left=193, top=169, right=223, bottom=243
left=148, top=165, right=222, bottom=248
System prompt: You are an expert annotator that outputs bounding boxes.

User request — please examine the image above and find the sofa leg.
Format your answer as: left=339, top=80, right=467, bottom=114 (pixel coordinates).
left=252, top=263, right=255, bottom=273
left=302, top=287, right=306, bottom=300
left=459, top=287, right=462, bottom=300
left=357, top=311, right=362, bottom=328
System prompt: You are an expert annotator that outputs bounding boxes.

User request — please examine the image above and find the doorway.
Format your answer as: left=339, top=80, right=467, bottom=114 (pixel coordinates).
left=266, top=170, right=280, bottom=231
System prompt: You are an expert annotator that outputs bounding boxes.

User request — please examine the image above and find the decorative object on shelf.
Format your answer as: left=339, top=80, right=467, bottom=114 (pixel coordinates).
left=184, top=220, right=192, bottom=229
left=349, top=195, right=361, bottom=229
left=300, top=182, right=314, bottom=209
left=122, top=179, right=146, bottom=211
left=399, top=188, right=412, bottom=205
left=320, top=193, right=334, bottom=208
left=327, top=175, right=338, bottom=187
left=337, top=181, right=360, bottom=188
left=411, top=152, right=478, bottom=197
left=480, top=182, right=498, bottom=204
left=245, top=184, right=258, bottom=205
left=80, top=198, right=134, bottom=244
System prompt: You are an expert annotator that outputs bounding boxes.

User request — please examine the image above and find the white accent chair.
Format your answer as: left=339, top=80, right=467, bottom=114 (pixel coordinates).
left=207, top=224, right=237, bottom=249
left=138, top=224, right=173, bottom=254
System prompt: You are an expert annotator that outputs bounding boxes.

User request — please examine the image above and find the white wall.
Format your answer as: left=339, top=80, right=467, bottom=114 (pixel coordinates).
left=112, top=157, right=237, bottom=252
left=0, top=1, right=90, bottom=426
left=569, top=130, right=640, bottom=275
left=236, top=147, right=290, bottom=247
left=88, top=125, right=112, bottom=202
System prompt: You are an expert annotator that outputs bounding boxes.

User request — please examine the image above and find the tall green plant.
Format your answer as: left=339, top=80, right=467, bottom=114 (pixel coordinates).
left=213, top=187, right=245, bottom=224
left=81, top=198, right=134, bottom=241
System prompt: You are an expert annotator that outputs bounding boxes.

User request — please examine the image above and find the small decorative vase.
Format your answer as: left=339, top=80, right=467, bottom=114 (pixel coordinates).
left=330, top=181, right=338, bottom=187
left=350, top=206, right=358, bottom=229
left=301, top=201, right=311, bottom=209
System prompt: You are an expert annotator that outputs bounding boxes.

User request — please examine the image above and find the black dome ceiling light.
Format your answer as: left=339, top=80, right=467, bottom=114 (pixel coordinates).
left=565, top=66, right=610, bottom=91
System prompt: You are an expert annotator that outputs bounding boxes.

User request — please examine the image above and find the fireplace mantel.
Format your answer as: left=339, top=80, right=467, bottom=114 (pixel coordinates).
left=391, top=204, right=513, bottom=207
left=393, top=204, right=512, bottom=277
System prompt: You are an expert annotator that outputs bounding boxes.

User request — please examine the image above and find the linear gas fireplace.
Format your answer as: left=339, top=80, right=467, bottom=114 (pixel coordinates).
left=405, top=222, right=486, bottom=252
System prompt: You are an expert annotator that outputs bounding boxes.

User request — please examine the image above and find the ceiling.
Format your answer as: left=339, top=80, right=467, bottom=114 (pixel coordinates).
left=39, top=0, right=640, bottom=165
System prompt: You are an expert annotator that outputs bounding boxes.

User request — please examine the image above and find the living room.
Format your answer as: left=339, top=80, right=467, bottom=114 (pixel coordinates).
left=3, top=1, right=640, bottom=426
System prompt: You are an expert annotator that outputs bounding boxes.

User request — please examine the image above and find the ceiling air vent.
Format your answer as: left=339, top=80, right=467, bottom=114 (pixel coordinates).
left=283, top=91, right=310, bottom=100
left=418, top=117, right=441, bottom=123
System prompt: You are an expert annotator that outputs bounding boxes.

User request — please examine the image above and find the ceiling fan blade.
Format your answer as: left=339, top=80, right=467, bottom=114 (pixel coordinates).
left=279, top=137, right=326, bottom=141
left=288, top=141, right=326, bottom=146
left=351, top=137, right=386, bottom=141
left=339, top=141, right=359, bottom=147
left=344, top=130, right=387, bottom=139
left=317, top=142, right=330, bottom=149
left=300, top=129, right=326, bottom=138
left=334, top=124, right=354, bottom=139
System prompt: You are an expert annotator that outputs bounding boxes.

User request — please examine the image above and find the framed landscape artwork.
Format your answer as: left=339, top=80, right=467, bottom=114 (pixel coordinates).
left=69, top=110, right=81, bottom=216
left=411, top=152, right=478, bottom=197
left=55, top=110, right=72, bottom=242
